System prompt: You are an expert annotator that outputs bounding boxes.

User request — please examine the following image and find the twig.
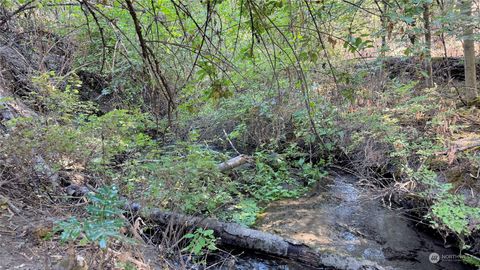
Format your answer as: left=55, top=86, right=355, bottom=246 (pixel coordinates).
left=457, top=113, right=480, bottom=125
left=0, top=0, right=36, bottom=27
left=0, top=195, right=21, bottom=214
left=222, top=129, right=241, bottom=155
left=434, top=140, right=480, bottom=155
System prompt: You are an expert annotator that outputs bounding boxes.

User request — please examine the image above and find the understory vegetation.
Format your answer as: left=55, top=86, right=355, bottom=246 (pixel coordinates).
left=0, top=0, right=480, bottom=268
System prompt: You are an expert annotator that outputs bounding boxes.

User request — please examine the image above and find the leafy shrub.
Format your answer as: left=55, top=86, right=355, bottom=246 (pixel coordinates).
left=238, top=149, right=325, bottom=203
left=118, top=140, right=235, bottom=214
left=182, top=228, right=217, bottom=257
left=1, top=106, right=154, bottom=186
left=79, top=109, right=155, bottom=171
left=55, top=186, right=127, bottom=249
left=430, top=194, right=480, bottom=236
left=28, top=71, right=97, bottom=121
left=231, top=199, right=260, bottom=226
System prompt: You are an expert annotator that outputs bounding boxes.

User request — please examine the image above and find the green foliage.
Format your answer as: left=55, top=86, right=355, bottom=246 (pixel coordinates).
left=56, top=217, right=82, bottom=242
left=240, top=148, right=325, bottom=203
left=3, top=0, right=480, bottom=261
left=55, top=186, right=126, bottom=249
left=461, top=254, right=480, bottom=267
left=1, top=108, right=154, bottom=180
left=182, top=228, right=217, bottom=256
left=115, top=261, right=137, bottom=270
left=29, top=72, right=96, bottom=121
left=294, top=106, right=340, bottom=155
left=231, top=199, right=260, bottom=227
left=344, top=35, right=374, bottom=53
left=429, top=194, right=480, bottom=235
left=251, top=151, right=303, bottom=202
left=118, top=140, right=235, bottom=214
left=414, top=166, right=480, bottom=238
left=81, top=109, right=155, bottom=170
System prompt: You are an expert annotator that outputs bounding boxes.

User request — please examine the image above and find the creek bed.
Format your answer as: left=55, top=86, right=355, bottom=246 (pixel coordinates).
left=225, top=171, right=473, bottom=269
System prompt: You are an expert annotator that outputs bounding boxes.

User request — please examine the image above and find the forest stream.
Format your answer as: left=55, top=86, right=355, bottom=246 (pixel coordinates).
left=227, top=171, right=473, bottom=270
left=2, top=1, right=480, bottom=269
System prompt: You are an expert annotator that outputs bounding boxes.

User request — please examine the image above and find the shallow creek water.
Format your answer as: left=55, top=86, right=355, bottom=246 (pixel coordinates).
left=229, top=171, right=473, bottom=270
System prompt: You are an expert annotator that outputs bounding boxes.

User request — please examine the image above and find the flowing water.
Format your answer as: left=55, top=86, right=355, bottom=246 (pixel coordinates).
left=229, top=171, right=473, bottom=270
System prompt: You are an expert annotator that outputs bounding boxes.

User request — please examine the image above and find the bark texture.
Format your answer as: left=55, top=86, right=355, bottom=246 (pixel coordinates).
left=217, top=155, right=252, bottom=172
left=459, top=0, right=477, bottom=99
left=144, top=209, right=391, bottom=270
left=423, top=3, right=434, bottom=88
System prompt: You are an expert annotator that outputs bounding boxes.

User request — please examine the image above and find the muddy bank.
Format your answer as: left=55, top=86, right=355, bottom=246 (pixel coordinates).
left=254, top=171, right=473, bottom=270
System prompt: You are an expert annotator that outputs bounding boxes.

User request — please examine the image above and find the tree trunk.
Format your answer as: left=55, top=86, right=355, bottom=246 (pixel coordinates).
left=459, top=0, right=477, bottom=100
left=380, top=0, right=388, bottom=58
left=377, top=0, right=389, bottom=82
left=144, top=209, right=387, bottom=270
left=423, top=3, right=434, bottom=88
left=217, top=155, right=252, bottom=172
left=124, top=0, right=176, bottom=125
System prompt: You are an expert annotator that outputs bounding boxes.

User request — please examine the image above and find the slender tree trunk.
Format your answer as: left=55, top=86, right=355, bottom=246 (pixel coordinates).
left=436, top=0, right=451, bottom=81
left=459, top=0, right=477, bottom=100
left=124, top=0, right=176, bottom=125
left=380, top=0, right=388, bottom=77
left=423, top=3, right=434, bottom=88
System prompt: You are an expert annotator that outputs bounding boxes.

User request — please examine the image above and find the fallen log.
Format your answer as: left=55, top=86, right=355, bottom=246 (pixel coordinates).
left=434, top=138, right=480, bottom=165
left=58, top=184, right=392, bottom=269
left=144, top=209, right=391, bottom=270
left=217, top=154, right=252, bottom=172
left=382, top=57, right=480, bottom=82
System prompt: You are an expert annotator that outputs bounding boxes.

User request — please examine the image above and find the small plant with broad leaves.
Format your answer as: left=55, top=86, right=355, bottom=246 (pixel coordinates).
left=231, top=199, right=260, bottom=226
left=55, top=186, right=127, bottom=249
left=182, top=228, right=217, bottom=257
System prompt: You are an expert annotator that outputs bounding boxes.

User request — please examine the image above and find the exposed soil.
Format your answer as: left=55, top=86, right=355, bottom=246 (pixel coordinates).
left=0, top=207, right=61, bottom=269
left=0, top=204, right=162, bottom=270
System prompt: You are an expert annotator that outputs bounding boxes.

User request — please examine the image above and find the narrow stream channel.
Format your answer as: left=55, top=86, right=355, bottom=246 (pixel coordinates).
left=229, top=171, right=473, bottom=270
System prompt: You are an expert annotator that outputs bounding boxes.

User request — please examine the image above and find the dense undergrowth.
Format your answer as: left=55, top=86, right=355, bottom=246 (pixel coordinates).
left=1, top=0, right=480, bottom=268
left=2, top=69, right=480, bottom=261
